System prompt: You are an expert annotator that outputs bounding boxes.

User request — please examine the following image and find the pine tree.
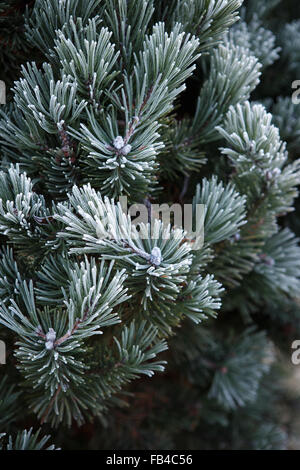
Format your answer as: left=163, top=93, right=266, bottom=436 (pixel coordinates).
left=0, top=0, right=300, bottom=450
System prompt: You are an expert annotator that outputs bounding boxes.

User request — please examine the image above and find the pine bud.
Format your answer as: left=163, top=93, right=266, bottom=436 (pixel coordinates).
left=121, top=144, right=132, bottom=155
left=272, top=167, right=281, bottom=178
left=265, top=168, right=281, bottom=181
left=45, top=341, right=54, bottom=350
left=265, top=170, right=272, bottom=181
left=265, top=256, right=275, bottom=267
left=46, top=328, right=56, bottom=343
left=259, top=254, right=275, bottom=266
left=150, top=247, right=163, bottom=266
left=113, top=136, right=124, bottom=150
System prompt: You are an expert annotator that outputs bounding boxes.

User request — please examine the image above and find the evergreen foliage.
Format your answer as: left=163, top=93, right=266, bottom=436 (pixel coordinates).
left=0, top=0, right=300, bottom=450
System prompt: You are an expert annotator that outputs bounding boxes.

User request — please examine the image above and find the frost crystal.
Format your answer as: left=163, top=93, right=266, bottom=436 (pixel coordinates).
left=46, top=328, right=56, bottom=343
left=121, top=144, right=132, bottom=155
left=149, top=247, right=163, bottom=266
left=45, top=328, right=56, bottom=350
left=45, top=341, right=55, bottom=350
left=113, top=136, right=125, bottom=150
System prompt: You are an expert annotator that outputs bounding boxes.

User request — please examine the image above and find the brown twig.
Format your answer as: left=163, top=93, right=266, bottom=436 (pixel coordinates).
left=41, top=385, right=62, bottom=425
